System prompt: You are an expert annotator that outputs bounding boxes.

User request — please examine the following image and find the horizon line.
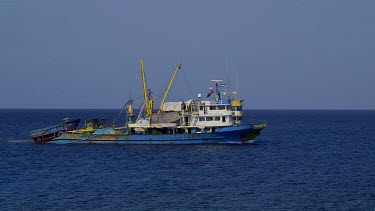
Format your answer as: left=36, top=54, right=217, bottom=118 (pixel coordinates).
left=0, top=108, right=374, bottom=111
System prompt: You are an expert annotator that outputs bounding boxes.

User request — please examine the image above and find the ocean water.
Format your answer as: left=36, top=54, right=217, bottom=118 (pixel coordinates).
left=0, top=109, right=375, bottom=210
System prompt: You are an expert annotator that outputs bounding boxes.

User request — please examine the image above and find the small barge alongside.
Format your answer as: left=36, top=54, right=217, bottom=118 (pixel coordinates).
left=30, top=118, right=80, bottom=144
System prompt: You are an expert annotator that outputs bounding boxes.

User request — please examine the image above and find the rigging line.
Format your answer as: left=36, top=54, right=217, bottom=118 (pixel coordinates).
left=151, top=64, right=181, bottom=105
left=181, top=67, right=195, bottom=99
left=226, top=56, right=231, bottom=99
left=111, top=96, right=143, bottom=125
left=235, top=72, right=240, bottom=99
left=111, top=98, right=132, bottom=126
left=136, top=102, right=146, bottom=121
left=155, top=71, right=174, bottom=102
left=129, top=96, right=143, bottom=105
left=152, top=92, right=164, bottom=99
left=157, top=77, right=170, bottom=95
left=149, top=69, right=172, bottom=99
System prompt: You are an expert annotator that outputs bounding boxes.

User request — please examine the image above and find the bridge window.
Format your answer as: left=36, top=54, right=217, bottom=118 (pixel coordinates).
left=210, top=106, right=216, bottom=110
left=206, top=117, right=213, bottom=121
left=199, top=117, right=205, bottom=121
left=233, top=107, right=243, bottom=111
left=214, top=117, right=220, bottom=121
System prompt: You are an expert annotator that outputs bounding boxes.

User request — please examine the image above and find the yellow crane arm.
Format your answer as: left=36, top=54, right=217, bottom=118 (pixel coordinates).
left=140, top=59, right=154, bottom=116
left=140, top=59, right=148, bottom=105
left=158, top=62, right=181, bottom=114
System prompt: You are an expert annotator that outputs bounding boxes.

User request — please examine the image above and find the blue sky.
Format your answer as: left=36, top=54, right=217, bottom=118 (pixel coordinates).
left=1, top=0, right=374, bottom=109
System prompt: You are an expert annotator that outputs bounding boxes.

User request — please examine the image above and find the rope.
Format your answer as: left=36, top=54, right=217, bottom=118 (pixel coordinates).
left=111, top=98, right=133, bottom=126
left=181, top=68, right=195, bottom=99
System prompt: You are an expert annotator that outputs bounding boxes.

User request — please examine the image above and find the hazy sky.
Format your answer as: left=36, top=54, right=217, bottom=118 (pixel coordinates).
left=1, top=0, right=374, bottom=109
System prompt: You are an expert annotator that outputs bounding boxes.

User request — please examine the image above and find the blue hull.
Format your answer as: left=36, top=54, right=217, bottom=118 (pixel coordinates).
left=50, top=125, right=257, bottom=144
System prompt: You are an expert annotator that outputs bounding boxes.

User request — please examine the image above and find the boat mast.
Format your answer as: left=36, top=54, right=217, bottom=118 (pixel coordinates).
left=236, top=73, right=240, bottom=99
left=211, top=80, right=223, bottom=101
left=158, top=62, right=181, bottom=114
left=226, top=56, right=231, bottom=99
left=140, top=59, right=153, bottom=116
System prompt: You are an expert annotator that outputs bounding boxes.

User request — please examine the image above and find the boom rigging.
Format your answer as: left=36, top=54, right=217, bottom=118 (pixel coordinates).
left=158, top=62, right=181, bottom=114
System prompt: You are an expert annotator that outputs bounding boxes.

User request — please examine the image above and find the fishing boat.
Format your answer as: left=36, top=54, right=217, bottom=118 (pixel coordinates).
left=49, top=60, right=266, bottom=144
left=30, top=118, right=81, bottom=144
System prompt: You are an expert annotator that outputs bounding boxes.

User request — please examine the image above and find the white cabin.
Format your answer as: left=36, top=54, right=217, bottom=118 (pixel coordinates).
left=193, top=100, right=234, bottom=127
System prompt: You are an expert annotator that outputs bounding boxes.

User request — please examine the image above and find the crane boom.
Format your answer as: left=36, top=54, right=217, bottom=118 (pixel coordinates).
left=140, top=59, right=148, bottom=105
left=140, top=59, right=153, bottom=116
left=158, top=63, right=181, bottom=114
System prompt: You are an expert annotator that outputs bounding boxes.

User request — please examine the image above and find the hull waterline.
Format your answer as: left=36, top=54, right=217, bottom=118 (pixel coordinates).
left=50, top=125, right=265, bottom=145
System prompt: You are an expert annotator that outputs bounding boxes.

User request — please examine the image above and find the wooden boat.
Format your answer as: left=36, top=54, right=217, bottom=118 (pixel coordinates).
left=30, top=118, right=80, bottom=144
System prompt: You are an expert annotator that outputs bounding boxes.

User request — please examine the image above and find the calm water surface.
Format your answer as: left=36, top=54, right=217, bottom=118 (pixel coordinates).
left=1, top=109, right=375, bottom=210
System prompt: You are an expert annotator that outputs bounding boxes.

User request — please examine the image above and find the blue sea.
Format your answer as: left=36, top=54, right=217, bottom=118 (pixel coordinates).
left=1, top=109, right=375, bottom=210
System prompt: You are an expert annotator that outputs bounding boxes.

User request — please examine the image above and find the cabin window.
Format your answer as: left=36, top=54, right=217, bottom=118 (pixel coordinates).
left=199, top=117, right=205, bottom=121
left=222, top=117, right=226, bottom=122
left=204, top=128, right=211, bottom=133
left=206, top=117, right=213, bottom=121
left=233, top=107, right=242, bottom=111
left=214, top=117, right=220, bottom=121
